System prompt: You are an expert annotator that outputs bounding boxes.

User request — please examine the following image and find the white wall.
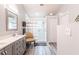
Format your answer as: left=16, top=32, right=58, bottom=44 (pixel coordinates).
left=17, top=4, right=26, bottom=34
left=47, top=16, right=58, bottom=42
left=58, top=4, right=79, bottom=23
left=57, top=4, right=79, bottom=54
left=0, top=4, right=26, bottom=39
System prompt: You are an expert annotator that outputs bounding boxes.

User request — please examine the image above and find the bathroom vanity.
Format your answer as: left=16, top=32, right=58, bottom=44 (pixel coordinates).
left=0, top=35, right=26, bottom=55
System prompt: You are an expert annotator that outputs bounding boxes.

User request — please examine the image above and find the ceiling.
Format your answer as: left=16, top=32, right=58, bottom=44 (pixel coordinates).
left=23, top=4, right=62, bottom=17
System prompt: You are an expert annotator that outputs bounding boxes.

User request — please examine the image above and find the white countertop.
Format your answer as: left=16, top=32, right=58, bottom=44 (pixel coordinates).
left=0, top=35, right=25, bottom=50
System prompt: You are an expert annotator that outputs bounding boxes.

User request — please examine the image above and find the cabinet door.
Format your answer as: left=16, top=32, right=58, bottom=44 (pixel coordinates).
left=19, top=38, right=25, bottom=54
left=13, top=39, right=23, bottom=55
left=13, top=40, right=20, bottom=55
left=4, top=44, right=12, bottom=55
left=22, top=38, right=26, bottom=54
left=12, top=38, right=26, bottom=55
left=23, top=37, right=26, bottom=51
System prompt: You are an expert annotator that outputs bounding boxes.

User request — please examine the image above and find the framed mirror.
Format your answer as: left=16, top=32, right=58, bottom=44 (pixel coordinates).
left=6, top=9, right=18, bottom=31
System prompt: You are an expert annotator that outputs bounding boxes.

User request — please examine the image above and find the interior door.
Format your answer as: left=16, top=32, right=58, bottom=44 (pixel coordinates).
left=59, top=12, right=70, bottom=25
left=57, top=12, right=74, bottom=54
left=47, top=16, right=57, bottom=42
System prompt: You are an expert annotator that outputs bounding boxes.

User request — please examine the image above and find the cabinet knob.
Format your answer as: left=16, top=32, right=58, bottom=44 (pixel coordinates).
left=1, top=52, right=6, bottom=55
left=5, top=51, right=8, bottom=54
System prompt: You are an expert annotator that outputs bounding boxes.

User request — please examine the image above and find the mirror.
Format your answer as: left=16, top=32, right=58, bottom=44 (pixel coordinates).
left=6, top=9, right=18, bottom=31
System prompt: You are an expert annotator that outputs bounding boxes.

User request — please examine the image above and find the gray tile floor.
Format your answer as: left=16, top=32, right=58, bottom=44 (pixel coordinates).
left=25, top=43, right=56, bottom=55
